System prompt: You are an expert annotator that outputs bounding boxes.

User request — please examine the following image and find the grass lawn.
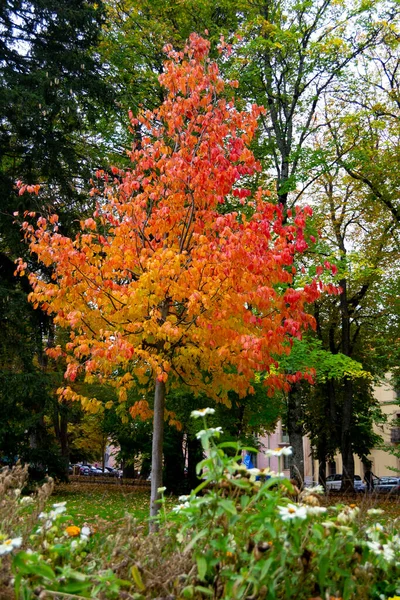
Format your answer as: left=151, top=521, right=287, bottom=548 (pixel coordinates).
left=49, top=480, right=400, bottom=533
left=50, top=481, right=153, bottom=531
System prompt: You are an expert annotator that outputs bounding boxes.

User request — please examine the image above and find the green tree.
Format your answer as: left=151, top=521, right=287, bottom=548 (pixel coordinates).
left=308, top=166, right=399, bottom=489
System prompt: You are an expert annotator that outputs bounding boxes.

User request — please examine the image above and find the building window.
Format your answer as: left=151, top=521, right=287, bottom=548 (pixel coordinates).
left=391, top=414, right=400, bottom=443
left=281, top=427, right=290, bottom=444
left=328, top=461, right=336, bottom=476
left=283, top=453, right=291, bottom=470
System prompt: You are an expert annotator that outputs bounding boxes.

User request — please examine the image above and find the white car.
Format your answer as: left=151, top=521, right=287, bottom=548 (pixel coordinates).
left=325, top=474, right=365, bottom=492
left=374, top=476, right=400, bottom=494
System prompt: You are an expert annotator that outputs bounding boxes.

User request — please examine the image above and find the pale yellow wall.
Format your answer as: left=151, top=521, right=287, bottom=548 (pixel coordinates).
left=364, top=377, right=400, bottom=477
left=260, top=376, right=400, bottom=482
left=312, top=376, right=400, bottom=478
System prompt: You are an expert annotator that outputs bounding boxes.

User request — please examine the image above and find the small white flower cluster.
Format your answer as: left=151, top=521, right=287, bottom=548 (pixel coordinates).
left=230, top=464, right=285, bottom=479
left=364, top=521, right=399, bottom=563
left=80, top=526, right=91, bottom=541
left=69, top=526, right=91, bottom=550
left=265, top=447, right=292, bottom=458
left=195, top=427, right=223, bottom=439
left=303, top=484, right=324, bottom=495
left=19, top=495, right=34, bottom=505
left=37, top=501, right=67, bottom=533
left=0, top=536, right=22, bottom=556
left=366, top=540, right=395, bottom=562
left=336, top=505, right=359, bottom=525
left=366, top=508, right=384, bottom=516
left=191, top=408, right=215, bottom=419
left=172, top=495, right=192, bottom=513
left=172, top=502, right=190, bottom=513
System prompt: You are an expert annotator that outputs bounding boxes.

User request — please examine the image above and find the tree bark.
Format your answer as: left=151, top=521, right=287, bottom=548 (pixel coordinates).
left=318, top=454, right=327, bottom=488
left=341, top=377, right=355, bottom=491
left=150, top=378, right=166, bottom=526
left=339, top=278, right=355, bottom=492
left=287, top=383, right=305, bottom=487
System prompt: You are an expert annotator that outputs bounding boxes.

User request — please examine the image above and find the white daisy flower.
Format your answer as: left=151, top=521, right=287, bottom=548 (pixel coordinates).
left=277, top=503, right=308, bottom=521
left=172, top=502, right=190, bottom=513
left=281, top=447, right=293, bottom=456
left=178, top=495, right=190, bottom=502
left=70, top=540, right=79, bottom=551
left=304, top=485, right=324, bottom=495
left=366, top=540, right=381, bottom=554
left=195, top=427, right=223, bottom=439
left=0, top=537, right=22, bottom=555
left=382, top=544, right=395, bottom=562
left=306, top=506, right=327, bottom=516
left=367, top=508, right=384, bottom=516
left=247, top=468, right=261, bottom=476
left=80, top=526, right=91, bottom=541
left=265, top=447, right=292, bottom=458
left=191, top=408, right=215, bottom=419
left=49, top=504, right=67, bottom=519
left=19, top=496, right=34, bottom=505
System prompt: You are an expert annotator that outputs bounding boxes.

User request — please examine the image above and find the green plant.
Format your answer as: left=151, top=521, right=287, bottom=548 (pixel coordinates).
left=3, top=415, right=400, bottom=599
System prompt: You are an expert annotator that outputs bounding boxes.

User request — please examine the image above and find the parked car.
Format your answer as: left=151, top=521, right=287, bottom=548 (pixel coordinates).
left=88, top=466, right=103, bottom=476
left=374, top=476, right=400, bottom=494
left=104, top=466, right=118, bottom=477
left=325, top=474, right=366, bottom=492
left=79, top=465, right=90, bottom=476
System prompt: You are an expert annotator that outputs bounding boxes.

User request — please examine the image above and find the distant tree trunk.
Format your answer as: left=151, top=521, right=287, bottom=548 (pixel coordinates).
left=150, top=378, right=166, bottom=526
left=341, top=377, right=355, bottom=491
left=187, top=434, right=204, bottom=491
left=164, top=426, right=185, bottom=495
left=317, top=433, right=327, bottom=487
left=53, top=401, right=69, bottom=479
left=339, top=279, right=355, bottom=492
left=101, top=433, right=107, bottom=473
left=318, top=456, right=327, bottom=488
left=287, top=383, right=304, bottom=487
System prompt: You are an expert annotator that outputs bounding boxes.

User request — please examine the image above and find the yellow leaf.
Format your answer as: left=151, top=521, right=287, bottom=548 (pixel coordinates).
left=130, top=565, right=145, bottom=591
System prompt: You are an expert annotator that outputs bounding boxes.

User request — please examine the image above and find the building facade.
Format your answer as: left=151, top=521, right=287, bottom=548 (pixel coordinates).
left=257, top=376, right=400, bottom=483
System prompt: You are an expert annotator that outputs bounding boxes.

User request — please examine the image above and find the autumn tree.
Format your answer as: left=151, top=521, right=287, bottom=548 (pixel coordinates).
left=19, top=35, right=325, bottom=519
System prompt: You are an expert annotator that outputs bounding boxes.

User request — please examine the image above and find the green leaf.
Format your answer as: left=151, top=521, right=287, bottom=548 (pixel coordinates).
left=61, top=581, right=93, bottom=593
left=219, top=499, right=237, bottom=515
left=196, top=555, right=207, bottom=581
left=183, top=529, right=208, bottom=554
left=33, top=563, right=57, bottom=581
left=194, top=585, right=213, bottom=596
left=217, top=442, right=239, bottom=450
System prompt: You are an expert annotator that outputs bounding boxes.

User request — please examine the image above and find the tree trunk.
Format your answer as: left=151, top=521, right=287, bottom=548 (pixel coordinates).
left=287, top=384, right=304, bottom=486
left=150, top=378, right=166, bottom=527
left=339, top=279, right=355, bottom=492
left=53, top=401, right=70, bottom=479
left=318, top=456, right=327, bottom=488
left=341, top=377, right=355, bottom=491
